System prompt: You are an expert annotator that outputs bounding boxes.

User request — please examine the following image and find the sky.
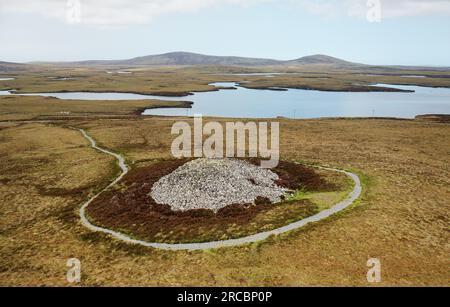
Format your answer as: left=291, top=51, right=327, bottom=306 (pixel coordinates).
left=0, top=0, right=450, bottom=66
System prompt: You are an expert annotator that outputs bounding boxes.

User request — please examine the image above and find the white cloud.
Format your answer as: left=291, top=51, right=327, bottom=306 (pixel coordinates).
left=294, top=0, right=340, bottom=18
left=0, top=0, right=270, bottom=27
left=1, top=0, right=449, bottom=28
left=345, top=0, right=450, bottom=19
left=295, top=0, right=450, bottom=19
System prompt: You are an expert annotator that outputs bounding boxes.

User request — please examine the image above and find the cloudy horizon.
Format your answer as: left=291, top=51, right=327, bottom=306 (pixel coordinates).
left=1, top=0, right=450, bottom=66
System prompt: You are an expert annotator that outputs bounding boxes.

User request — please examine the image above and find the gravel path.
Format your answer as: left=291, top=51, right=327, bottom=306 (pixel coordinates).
left=76, top=128, right=362, bottom=251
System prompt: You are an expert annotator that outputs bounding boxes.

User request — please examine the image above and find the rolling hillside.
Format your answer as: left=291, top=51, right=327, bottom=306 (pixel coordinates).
left=31, top=52, right=361, bottom=68
left=19, top=52, right=450, bottom=71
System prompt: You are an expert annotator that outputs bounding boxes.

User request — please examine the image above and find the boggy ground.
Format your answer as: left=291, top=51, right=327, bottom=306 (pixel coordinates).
left=0, top=117, right=448, bottom=286
left=86, top=159, right=349, bottom=244
left=0, top=95, right=191, bottom=121
left=2, top=65, right=450, bottom=104
left=1, top=66, right=450, bottom=122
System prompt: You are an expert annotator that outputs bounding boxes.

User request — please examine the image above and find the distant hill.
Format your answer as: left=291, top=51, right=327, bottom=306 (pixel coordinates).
left=0, top=61, right=28, bottom=72
left=285, top=54, right=362, bottom=67
left=34, top=52, right=363, bottom=68
left=44, top=52, right=280, bottom=67
left=116, top=52, right=281, bottom=66
left=25, top=52, right=450, bottom=70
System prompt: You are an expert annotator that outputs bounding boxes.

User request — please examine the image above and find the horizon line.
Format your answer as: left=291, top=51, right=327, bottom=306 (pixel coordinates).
left=2, top=51, right=450, bottom=68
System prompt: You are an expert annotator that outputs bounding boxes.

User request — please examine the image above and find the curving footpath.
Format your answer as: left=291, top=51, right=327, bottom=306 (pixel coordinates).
left=75, top=128, right=362, bottom=251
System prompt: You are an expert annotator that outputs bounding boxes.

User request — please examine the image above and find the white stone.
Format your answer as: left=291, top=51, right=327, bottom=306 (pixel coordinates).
left=150, top=158, right=286, bottom=212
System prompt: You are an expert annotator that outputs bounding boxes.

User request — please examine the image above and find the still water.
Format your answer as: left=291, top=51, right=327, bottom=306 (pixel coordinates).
left=1, top=82, right=449, bottom=119
left=144, top=83, right=450, bottom=119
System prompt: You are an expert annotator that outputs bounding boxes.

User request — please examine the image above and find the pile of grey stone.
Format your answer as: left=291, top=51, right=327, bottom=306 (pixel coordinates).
left=150, top=158, right=286, bottom=212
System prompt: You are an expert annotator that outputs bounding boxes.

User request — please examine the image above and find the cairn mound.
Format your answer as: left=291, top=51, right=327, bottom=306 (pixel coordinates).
left=150, top=158, right=286, bottom=212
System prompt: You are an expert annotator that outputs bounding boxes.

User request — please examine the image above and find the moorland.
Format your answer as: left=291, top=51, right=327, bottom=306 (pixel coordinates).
left=0, top=54, right=449, bottom=286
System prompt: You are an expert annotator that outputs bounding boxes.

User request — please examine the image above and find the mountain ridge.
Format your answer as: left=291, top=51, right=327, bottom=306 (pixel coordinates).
left=12, top=52, right=450, bottom=70
left=29, top=52, right=361, bottom=67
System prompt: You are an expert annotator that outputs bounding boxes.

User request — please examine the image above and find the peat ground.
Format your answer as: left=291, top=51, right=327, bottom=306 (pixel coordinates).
left=86, top=159, right=347, bottom=243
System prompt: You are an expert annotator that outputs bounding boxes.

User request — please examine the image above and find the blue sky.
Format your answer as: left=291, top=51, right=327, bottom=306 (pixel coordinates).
left=1, top=0, right=449, bottom=66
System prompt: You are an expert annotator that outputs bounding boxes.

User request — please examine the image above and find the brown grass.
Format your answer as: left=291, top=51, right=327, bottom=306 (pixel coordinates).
left=0, top=95, right=190, bottom=121
left=0, top=116, right=449, bottom=286
left=2, top=65, right=450, bottom=102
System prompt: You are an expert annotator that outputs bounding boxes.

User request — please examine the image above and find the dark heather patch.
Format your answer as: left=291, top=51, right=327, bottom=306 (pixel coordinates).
left=86, top=159, right=326, bottom=243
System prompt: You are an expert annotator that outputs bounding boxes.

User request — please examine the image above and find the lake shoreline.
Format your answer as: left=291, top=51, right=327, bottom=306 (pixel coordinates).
left=2, top=82, right=450, bottom=119
left=1, top=80, right=421, bottom=97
